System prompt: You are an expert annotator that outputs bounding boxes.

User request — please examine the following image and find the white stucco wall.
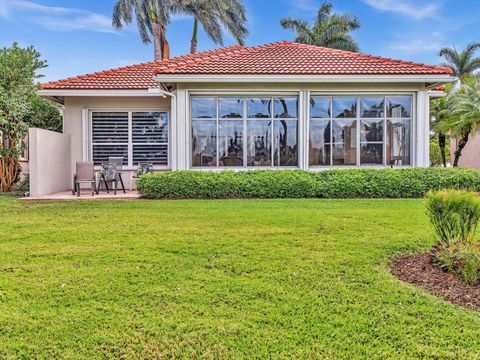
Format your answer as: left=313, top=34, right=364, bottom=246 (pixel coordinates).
left=29, top=128, right=71, bottom=196
left=450, top=134, right=480, bottom=169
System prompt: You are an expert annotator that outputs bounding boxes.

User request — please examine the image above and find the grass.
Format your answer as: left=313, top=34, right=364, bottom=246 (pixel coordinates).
left=0, top=196, right=479, bottom=359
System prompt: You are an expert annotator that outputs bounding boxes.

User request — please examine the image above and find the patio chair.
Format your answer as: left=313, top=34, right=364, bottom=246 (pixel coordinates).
left=99, top=157, right=126, bottom=195
left=72, top=161, right=95, bottom=197
left=137, top=162, right=153, bottom=177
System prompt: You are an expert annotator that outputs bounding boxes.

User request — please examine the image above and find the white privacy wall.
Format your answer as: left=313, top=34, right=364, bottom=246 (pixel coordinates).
left=29, top=128, right=72, bottom=196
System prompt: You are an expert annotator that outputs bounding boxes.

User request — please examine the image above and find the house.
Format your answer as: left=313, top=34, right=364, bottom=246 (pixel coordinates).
left=33, top=41, right=454, bottom=196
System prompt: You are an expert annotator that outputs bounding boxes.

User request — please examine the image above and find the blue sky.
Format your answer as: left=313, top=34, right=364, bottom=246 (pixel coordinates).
left=1, top=0, right=480, bottom=82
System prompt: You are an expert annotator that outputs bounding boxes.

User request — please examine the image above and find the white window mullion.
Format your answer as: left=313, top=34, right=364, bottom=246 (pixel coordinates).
left=383, top=96, right=387, bottom=166
left=243, top=97, right=247, bottom=168
left=330, top=97, right=333, bottom=166
left=356, top=97, right=360, bottom=166
left=128, top=111, right=133, bottom=167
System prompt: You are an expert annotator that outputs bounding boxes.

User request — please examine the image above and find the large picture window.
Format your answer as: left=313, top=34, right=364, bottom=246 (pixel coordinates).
left=91, top=111, right=168, bottom=167
left=191, top=96, right=298, bottom=168
left=309, top=96, right=412, bottom=167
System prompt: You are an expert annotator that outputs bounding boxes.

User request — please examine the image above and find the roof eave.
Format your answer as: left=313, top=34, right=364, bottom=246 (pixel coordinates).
left=155, top=74, right=455, bottom=84
left=37, top=88, right=163, bottom=97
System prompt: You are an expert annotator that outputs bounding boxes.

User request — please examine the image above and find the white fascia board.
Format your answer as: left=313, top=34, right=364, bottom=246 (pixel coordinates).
left=156, top=74, right=455, bottom=84
left=37, top=89, right=163, bottom=97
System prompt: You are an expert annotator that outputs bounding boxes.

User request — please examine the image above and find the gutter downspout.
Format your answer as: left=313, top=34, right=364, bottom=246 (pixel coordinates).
left=157, top=83, right=177, bottom=170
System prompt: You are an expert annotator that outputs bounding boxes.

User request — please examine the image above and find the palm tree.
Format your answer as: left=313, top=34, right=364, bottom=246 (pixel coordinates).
left=443, top=77, right=480, bottom=167
left=439, top=43, right=480, bottom=82
left=430, top=94, right=451, bottom=167
left=280, top=1, right=360, bottom=52
left=177, top=0, right=248, bottom=54
left=113, top=0, right=171, bottom=61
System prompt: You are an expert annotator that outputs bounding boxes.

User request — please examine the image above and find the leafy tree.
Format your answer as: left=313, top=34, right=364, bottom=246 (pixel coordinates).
left=178, top=0, right=248, bottom=54
left=113, top=0, right=172, bottom=60
left=439, top=43, right=480, bottom=81
left=26, top=96, right=62, bottom=133
left=443, top=77, right=480, bottom=167
left=0, top=43, right=46, bottom=192
left=280, top=1, right=360, bottom=52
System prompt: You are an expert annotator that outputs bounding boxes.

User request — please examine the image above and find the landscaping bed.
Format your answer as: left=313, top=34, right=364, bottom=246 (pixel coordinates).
left=392, top=252, right=480, bottom=310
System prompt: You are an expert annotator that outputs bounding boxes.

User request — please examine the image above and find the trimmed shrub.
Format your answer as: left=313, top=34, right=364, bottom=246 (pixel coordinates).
left=426, top=189, right=480, bottom=246
left=436, top=244, right=480, bottom=285
left=427, top=189, right=480, bottom=285
left=137, top=168, right=480, bottom=199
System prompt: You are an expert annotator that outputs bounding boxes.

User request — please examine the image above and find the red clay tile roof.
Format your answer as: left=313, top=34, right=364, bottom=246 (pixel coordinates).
left=41, top=41, right=453, bottom=90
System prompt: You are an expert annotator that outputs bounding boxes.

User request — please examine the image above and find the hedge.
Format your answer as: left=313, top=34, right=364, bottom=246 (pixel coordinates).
left=136, top=168, right=480, bottom=199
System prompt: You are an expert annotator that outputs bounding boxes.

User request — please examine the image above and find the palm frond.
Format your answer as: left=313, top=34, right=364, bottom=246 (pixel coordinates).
left=281, top=2, right=359, bottom=51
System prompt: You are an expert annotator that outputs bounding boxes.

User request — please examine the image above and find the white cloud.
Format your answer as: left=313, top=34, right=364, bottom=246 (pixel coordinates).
left=0, top=0, right=114, bottom=33
left=363, top=0, right=439, bottom=20
left=389, top=32, right=445, bottom=55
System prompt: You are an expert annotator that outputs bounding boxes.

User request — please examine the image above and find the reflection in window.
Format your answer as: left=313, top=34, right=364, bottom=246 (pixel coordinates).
left=247, top=120, right=272, bottom=166
left=332, top=119, right=357, bottom=165
left=191, top=97, right=216, bottom=118
left=310, top=97, right=331, bottom=118
left=274, top=98, right=298, bottom=118
left=274, top=120, right=298, bottom=166
left=360, top=120, right=383, bottom=142
left=219, top=120, right=243, bottom=166
left=192, top=96, right=298, bottom=168
left=192, top=120, right=217, bottom=167
left=309, top=95, right=412, bottom=167
left=387, top=119, right=411, bottom=165
left=219, top=98, right=243, bottom=118
left=360, top=97, right=384, bottom=118
left=309, top=120, right=331, bottom=166
left=333, top=98, right=356, bottom=118
left=247, top=98, right=271, bottom=118
left=387, top=97, right=412, bottom=118
left=360, top=143, right=383, bottom=165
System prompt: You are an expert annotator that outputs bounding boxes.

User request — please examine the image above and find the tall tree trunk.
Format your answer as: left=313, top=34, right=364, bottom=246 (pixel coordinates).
left=438, top=133, right=447, bottom=167
left=190, top=17, right=199, bottom=54
left=0, top=135, right=20, bottom=193
left=159, top=24, right=170, bottom=59
left=453, top=132, right=469, bottom=167
left=151, top=21, right=163, bottom=61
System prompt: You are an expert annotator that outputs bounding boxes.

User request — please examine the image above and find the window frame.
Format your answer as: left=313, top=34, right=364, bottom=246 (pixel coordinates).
left=89, top=109, right=170, bottom=170
left=308, top=93, right=414, bottom=168
left=190, top=95, right=300, bottom=169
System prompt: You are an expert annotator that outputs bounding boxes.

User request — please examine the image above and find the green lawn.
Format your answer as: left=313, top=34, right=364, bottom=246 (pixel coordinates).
left=0, top=197, right=479, bottom=359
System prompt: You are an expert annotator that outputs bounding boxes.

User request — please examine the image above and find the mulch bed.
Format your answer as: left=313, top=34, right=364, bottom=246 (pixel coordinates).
left=391, top=252, right=480, bottom=310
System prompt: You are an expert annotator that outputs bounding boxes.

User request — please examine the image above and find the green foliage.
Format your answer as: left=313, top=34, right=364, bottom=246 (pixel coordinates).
left=436, top=244, right=480, bottom=285
left=280, top=1, right=360, bottom=52
left=426, top=189, right=480, bottom=246
left=430, top=137, right=450, bottom=166
left=137, top=168, right=480, bottom=199
left=427, top=189, right=480, bottom=285
left=26, top=95, right=62, bottom=132
left=438, top=42, right=480, bottom=79
left=0, top=43, right=46, bottom=192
